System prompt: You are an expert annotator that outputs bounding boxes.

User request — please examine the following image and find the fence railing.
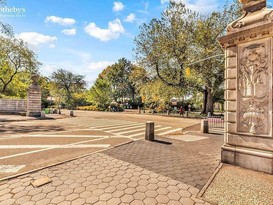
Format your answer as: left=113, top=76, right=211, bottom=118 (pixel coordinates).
left=207, top=115, right=224, bottom=134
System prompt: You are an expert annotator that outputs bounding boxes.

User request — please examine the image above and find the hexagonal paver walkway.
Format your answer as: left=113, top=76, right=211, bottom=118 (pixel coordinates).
left=0, top=153, right=210, bottom=205
left=104, top=134, right=222, bottom=190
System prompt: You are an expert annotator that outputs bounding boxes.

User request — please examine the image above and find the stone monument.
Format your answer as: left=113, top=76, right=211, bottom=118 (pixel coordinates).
left=27, top=75, right=41, bottom=117
left=218, top=0, right=273, bottom=174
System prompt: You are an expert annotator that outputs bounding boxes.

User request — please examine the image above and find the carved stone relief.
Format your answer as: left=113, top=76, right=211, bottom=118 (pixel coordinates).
left=238, top=39, right=271, bottom=135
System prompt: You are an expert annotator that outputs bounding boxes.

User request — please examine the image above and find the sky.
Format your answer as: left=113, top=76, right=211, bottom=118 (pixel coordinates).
left=1, top=0, right=273, bottom=86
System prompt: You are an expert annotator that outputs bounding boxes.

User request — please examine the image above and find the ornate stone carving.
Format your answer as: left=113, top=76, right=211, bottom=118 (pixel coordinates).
left=228, top=0, right=271, bottom=33
left=238, top=40, right=271, bottom=135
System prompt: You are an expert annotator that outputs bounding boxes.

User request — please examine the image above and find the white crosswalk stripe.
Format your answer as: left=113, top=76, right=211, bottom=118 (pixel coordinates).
left=117, top=125, right=161, bottom=135
left=89, top=119, right=179, bottom=139
left=157, top=128, right=181, bottom=136
left=90, top=122, right=138, bottom=129
left=0, top=144, right=110, bottom=149
left=102, top=124, right=144, bottom=132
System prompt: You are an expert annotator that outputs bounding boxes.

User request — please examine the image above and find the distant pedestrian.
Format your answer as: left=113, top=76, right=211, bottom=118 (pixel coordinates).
left=179, top=106, right=184, bottom=117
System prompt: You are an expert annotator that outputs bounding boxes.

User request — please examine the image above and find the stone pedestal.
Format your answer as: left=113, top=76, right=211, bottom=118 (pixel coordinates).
left=27, top=75, right=41, bottom=117
left=218, top=0, right=273, bottom=174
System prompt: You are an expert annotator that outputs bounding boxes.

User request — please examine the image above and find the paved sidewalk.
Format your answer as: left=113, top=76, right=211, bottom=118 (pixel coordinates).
left=0, top=133, right=223, bottom=205
left=0, top=153, right=209, bottom=205
left=104, top=135, right=222, bottom=190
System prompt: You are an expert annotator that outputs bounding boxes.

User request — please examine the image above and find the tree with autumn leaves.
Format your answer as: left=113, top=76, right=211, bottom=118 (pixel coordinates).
left=134, top=1, right=241, bottom=114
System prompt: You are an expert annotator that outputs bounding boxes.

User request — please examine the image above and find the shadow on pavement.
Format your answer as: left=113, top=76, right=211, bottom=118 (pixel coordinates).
left=153, top=139, right=172, bottom=145
left=0, top=125, right=65, bottom=134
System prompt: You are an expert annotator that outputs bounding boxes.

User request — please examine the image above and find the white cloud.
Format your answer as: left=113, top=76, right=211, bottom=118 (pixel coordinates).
left=88, top=61, right=114, bottom=70
left=84, top=18, right=125, bottom=42
left=124, top=13, right=136, bottom=23
left=61, top=28, right=77, bottom=36
left=113, top=1, right=124, bottom=12
left=45, top=16, right=76, bottom=26
left=160, top=0, right=218, bottom=13
left=16, top=32, right=57, bottom=48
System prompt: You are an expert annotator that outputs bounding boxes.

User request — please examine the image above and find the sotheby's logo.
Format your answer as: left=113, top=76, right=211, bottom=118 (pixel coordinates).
left=0, top=6, right=26, bottom=17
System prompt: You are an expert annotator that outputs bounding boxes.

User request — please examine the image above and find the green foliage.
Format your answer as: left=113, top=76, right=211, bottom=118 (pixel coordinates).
left=134, top=1, right=241, bottom=114
left=0, top=36, right=40, bottom=94
left=88, top=76, right=112, bottom=110
left=135, top=2, right=199, bottom=88
left=88, top=58, right=146, bottom=110
left=102, top=58, right=136, bottom=102
left=139, top=78, right=185, bottom=110
left=51, top=69, right=87, bottom=109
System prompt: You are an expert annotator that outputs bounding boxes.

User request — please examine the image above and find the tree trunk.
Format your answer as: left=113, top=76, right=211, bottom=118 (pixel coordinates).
left=1, top=83, right=8, bottom=94
left=205, top=89, right=214, bottom=115
left=201, top=88, right=208, bottom=114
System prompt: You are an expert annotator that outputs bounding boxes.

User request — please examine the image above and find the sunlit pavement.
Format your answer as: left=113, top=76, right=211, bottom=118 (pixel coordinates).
left=0, top=111, right=221, bottom=204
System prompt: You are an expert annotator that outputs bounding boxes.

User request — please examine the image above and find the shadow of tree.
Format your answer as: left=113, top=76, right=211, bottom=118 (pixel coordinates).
left=0, top=125, right=65, bottom=134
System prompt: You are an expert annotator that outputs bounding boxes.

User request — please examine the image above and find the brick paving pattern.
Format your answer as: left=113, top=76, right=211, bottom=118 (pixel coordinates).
left=104, top=135, right=222, bottom=190
left=0, top=153, right=210, bottom=205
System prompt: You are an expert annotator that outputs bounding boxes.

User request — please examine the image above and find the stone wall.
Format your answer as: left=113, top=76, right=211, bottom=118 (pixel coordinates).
left=0, top=99, right=27, bottom=113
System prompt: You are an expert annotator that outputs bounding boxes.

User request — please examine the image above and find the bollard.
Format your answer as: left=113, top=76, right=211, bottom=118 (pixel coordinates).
left=167, top=110, right=170, bottom=115
left=40, top=111, right=45, bottom=118
left=70, top=110, right=74, bottom=117
left=145, top=121, right=154, bottom=141
left=138, top=109, right=141, bottom=114
left=201, top=119, right=209, bottom=133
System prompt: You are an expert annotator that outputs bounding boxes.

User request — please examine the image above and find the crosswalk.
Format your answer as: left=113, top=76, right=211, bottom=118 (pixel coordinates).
left=90, top=119, right=181, bottom=140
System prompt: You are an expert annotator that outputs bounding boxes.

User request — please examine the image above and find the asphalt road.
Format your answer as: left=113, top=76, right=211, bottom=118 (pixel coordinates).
left=0, top=110, right=201, bottom=179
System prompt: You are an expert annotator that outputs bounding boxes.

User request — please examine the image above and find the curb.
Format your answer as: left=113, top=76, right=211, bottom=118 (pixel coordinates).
left=197, top=163, right=223, bottom=204
left=0, top=139, right=134, bottom=182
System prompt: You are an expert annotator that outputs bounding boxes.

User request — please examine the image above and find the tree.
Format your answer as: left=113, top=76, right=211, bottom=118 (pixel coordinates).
left=191, top=2, right=241, bottom=114
left=135, top=2, right=198, bottom=88
left=139, top=78, right=185, bottom=111
left=135, top=1, right=240, bottom=114
left=102, top=58, right=136, bottom=102
left=0, top=0, right=13, bottom=36
left=0, top=36, right=40, bottom=94
left=51, top=69, right=87, bottom=109
left=88, top=75, right=112, bottom=110
left=87, top=59, right=148, bottom=109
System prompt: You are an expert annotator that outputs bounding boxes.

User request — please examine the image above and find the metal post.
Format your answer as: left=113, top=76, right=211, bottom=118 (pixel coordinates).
left=70, top=110, right=74, bottom=117
left=201, top=119, right=209, bottom=133
left=145, top=121, right=154, bottom=141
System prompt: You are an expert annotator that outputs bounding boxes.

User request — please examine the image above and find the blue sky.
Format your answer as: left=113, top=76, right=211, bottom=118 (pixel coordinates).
left=1, top=0, right=272, bottom=85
